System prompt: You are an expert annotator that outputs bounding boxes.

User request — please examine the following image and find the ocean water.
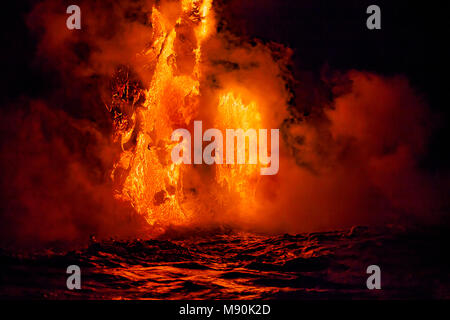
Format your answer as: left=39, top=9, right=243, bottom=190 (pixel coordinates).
left=1, top=226, right=449, bottom=299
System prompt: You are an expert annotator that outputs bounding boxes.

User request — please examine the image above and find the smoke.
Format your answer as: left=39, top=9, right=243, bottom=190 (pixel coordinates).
left=251, top=71, right=444, bottom=233
left=0, top=0, right=446, bottom=249
left=0, top=101, right=148, bottom=249
left=0, top=0, right=155, bottom=248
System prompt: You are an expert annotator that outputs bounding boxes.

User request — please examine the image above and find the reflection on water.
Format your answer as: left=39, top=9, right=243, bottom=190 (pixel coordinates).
left=1, top=226, right=449, bottom=299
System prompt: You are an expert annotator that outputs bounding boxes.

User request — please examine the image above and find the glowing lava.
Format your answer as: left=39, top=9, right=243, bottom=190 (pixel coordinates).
left=110, top=0, right=288, bottom=229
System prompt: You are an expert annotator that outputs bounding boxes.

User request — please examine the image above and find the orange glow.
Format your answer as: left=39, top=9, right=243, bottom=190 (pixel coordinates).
left=110, top=0, right=266, bottom=228
left=216, top=92, right=262, bottom=202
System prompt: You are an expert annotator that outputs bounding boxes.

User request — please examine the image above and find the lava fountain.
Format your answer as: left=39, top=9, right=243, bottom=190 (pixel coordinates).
left=109, top=0, right=291, bottom=231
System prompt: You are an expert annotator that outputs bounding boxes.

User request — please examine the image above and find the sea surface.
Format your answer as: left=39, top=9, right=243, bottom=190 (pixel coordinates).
left=1, top=226, right=449, bottom=299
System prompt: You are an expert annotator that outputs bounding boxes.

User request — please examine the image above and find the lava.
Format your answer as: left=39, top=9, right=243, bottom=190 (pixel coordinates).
left=109, top=0, right=290, bottom=230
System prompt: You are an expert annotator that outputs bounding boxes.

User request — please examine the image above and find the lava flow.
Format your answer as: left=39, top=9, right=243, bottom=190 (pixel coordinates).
left=109, top=0, right=290, bottom=232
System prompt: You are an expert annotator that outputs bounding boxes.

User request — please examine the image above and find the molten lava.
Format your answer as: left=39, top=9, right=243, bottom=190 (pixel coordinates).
left=110, top=0, right=289, bottom=229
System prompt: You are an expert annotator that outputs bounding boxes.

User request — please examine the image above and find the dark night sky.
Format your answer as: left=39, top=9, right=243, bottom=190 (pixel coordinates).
left=219, top=0, right=450, bottom=171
